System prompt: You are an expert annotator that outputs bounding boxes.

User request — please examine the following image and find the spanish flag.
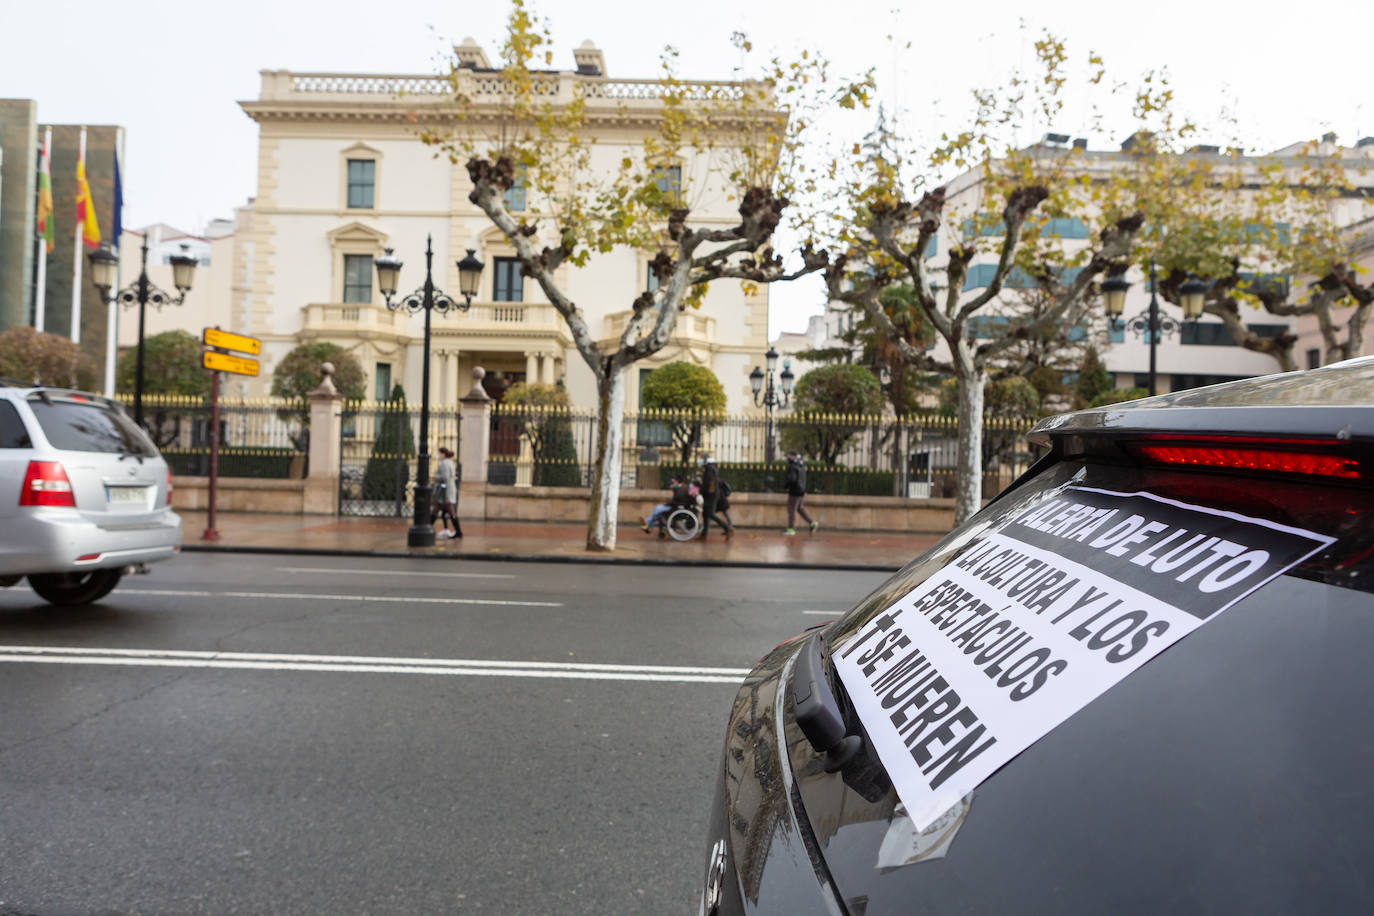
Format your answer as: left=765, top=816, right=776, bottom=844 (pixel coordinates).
left=35, top=133, right=53, bottom=252
left=75, top=146, right=101, bottom=250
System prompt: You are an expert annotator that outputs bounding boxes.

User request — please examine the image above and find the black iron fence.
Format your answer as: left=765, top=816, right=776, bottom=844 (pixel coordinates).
left=117, top=394, right=307, bottom=478
left=338, top=399, right=460, bottom=517
left=482, top=405, right=1038, bottom=497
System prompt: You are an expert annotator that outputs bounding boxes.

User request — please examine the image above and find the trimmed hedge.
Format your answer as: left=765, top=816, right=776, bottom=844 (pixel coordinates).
left=165, top=447, right=300, bottom=479
left=654, top=462, right=896, bottom=497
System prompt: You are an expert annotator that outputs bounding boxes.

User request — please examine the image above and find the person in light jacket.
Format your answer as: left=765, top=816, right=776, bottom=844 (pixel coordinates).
left=432, top=447, right=461, bottom=539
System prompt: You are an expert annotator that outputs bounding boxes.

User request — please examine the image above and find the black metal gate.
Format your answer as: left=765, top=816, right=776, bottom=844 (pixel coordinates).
left=338, top=400, right=459, bottom=517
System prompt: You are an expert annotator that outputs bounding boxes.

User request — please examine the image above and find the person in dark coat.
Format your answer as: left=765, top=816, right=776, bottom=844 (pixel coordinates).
left=783, top=450, right=817, bottom=535
left=697, top=455, right=734, bottom=540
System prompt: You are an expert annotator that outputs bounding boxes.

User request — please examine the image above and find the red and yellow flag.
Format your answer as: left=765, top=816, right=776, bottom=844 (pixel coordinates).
left=35, top=135, right=53, bottom=252
left=75, top=152, right=101, bottom=249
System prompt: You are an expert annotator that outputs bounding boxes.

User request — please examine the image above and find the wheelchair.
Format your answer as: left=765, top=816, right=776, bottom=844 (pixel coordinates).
left=660, top=505, right=701, bottom=541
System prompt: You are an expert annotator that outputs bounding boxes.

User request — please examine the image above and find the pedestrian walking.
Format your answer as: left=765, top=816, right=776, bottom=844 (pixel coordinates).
left=783, top=450, right=817, bottom=536
left=432, top=447, right=461, bottom=539
left=697, top=455, right=734, bottom=540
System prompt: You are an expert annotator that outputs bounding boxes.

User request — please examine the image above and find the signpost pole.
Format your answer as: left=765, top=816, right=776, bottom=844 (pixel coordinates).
left=203, top=367, right=221, bottom=541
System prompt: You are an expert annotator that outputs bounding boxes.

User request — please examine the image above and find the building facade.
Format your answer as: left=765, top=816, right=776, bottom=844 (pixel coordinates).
left=235, top=42, right=772, bottom=410
left=798, top=134, right=1374, bottom=396
left=0, top=101, right=123, bottom=369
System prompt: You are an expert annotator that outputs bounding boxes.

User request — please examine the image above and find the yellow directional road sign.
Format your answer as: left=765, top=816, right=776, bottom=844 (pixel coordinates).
left=203, top=351, right=260, bottom=377
left=203, top=327, right=261, bottom=355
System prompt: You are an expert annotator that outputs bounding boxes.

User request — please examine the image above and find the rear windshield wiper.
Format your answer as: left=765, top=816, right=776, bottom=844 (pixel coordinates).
left=791, top=632, right=863, bottom=771
left=118, top=449, right=145, bottom=464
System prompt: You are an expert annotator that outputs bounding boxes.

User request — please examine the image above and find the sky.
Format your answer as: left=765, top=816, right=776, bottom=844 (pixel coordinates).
left=3, top=0, right=1370, bottom=335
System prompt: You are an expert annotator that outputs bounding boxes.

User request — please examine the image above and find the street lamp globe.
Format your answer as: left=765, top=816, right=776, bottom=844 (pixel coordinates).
left=780, top=361, right=795, bottom=396
left=1101, top=271, right=1130, bottom=319
left=457, top=249, right=485, bottom=304
left=374, top=248, right=402, bottom=300
left=87, top=243, right=118, bottom=296
left=1179, top=275, right=1208, bottom=320
left=168, top=244, right=198, bottom=293
left=765, top=347, right=779, bottom=374
left=749, top=365, right=764, bottom=397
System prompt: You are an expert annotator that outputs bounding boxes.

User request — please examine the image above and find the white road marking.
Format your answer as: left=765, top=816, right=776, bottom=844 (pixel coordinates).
left=276, top=567, right=515, bottom=580
left=113, top=589, right=561, bottom=608
left=0, top=646, right=749, bottom=685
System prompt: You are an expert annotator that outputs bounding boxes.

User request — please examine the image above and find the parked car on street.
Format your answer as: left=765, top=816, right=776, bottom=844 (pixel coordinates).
left=0, top=382, right=181, bottom=605
left=702, top=357, right=1374, bottom=914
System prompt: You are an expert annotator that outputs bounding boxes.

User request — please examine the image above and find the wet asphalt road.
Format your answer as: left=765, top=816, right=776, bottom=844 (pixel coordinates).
left=0, top=553, right=888, bottom=915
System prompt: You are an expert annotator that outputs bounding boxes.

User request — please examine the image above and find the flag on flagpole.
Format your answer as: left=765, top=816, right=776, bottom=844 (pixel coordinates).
left=36, top=133, right=54, bottom=252
left=75, top=143, right=101, bottom=249
left=112, top=146, right=123, bottom=249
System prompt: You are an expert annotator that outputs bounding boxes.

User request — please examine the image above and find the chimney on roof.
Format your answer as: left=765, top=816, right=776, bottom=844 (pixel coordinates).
left=1041, top=131, right=1069, bottom=146
left=1072, top=138, right=1088, bottom=150
left=1321, top=131, right=1338, bottom=144
left=454, top=38, right=492, bottom=70
left=574, top=41, right=605, bottom=76
left=1356, top=137, right=1374, bottom=148
left=1188, top=144, right=1221, bottom=155
left=1121, top=131, right=1155, bottom=153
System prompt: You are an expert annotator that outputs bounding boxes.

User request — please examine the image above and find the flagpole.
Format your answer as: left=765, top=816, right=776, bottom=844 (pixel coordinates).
left=70, top=126, right=87, bottom=345
left=35, top=127, right=51, bottom=332
left=103, top=128, right=124, bottom=397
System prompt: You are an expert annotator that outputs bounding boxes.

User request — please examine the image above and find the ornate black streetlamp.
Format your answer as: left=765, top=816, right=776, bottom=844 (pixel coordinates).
left=1102, top=258, right=1206, bottom=396
left=749, top=347, right=795, bottom=487
left=375, top=236, right=483, bottom=548
left=88, top=239, right=197, bottom=428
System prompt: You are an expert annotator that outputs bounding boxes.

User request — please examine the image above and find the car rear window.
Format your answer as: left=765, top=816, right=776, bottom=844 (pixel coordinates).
left=0, top=400, right=32, bottom=448
left=28, top=398, right=157, bottom=457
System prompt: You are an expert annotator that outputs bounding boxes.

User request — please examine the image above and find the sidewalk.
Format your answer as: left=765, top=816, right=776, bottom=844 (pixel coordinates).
left=178, top=511, right=946, bottom=571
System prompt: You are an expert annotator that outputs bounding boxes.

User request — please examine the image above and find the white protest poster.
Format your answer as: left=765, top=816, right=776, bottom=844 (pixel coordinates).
left=832, top=486, right=1335, bottom=831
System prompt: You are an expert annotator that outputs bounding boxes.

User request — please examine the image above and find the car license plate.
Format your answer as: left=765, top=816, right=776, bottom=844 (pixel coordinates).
left=106, top=485, right=151, bottom=508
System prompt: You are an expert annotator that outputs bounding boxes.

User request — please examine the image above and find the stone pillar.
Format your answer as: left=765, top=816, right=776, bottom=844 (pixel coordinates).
left=525, top=352, right=539, bottom=384
left=458, top=366, right=492, bottom=520
left=540, top=352, right=555, bottom=385
left=304, top=362, right=344, bottom=515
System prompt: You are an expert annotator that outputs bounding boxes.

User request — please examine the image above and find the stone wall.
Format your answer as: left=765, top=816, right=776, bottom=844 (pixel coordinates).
left=171, top=477, right=305, bottom=514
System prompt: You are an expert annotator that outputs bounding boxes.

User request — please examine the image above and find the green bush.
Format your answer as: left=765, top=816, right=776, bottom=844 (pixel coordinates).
left=164, top=447, right=298, bottom=479
left=653, top=461, right=894, bottom=496
left=362, top=385, right=415, bottom=500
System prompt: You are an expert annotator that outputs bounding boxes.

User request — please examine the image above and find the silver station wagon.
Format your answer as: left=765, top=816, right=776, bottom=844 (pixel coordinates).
left=0, top=382, right=181, bottom=605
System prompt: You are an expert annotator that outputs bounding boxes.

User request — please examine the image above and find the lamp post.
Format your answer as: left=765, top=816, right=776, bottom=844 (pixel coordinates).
left=749, top=347, right=795, bottom=488
left=376, top=236, right=483, bottom=548
left=1102, top=258, right=1205, bottom=397
left=88, top=239, right=197, bottom=428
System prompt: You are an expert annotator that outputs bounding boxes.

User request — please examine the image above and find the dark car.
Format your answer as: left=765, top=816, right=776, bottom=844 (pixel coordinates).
left=701, top=358, right=1374, bottom=915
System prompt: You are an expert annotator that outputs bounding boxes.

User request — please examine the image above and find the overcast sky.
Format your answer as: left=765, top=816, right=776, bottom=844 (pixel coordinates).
left=4, top=0, right=1369, bottom=334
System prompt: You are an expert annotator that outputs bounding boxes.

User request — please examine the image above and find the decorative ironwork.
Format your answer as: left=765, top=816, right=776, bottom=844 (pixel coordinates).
left=1116, top=307, right=1182, bottom=343
left=114, top=280, right=183, bottom=310
left=385, top=285, right=466, bottom=317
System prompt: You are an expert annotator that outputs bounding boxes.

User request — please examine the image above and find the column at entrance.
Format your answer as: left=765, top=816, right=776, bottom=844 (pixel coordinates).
left=525, top=352, right=539, bottom=384
left=540, top=352, right=555, bottom=385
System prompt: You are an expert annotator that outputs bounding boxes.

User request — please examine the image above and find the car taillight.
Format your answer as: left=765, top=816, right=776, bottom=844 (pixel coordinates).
left=19, top=460, right=77, bottom=508
left=1129, top=435, right=1365, bottom=480
left=165, top=467, right=174, bottom=506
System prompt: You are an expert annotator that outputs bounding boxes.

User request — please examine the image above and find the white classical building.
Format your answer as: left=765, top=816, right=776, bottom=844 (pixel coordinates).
left=229, top=41, right=772, bottom=410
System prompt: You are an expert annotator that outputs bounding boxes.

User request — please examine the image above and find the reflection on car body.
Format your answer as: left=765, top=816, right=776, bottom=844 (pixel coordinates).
left=703, top=358, right=1374, bottom=914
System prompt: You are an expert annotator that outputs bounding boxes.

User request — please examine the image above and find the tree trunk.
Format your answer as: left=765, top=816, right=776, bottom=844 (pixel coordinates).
left=586, top=366, right=627, bottom=551
left=953, top=353, right=985, bottom=527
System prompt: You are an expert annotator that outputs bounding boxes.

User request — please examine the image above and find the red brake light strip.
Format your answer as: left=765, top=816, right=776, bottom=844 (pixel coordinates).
left=1135, top=444, right=1362, bottom=480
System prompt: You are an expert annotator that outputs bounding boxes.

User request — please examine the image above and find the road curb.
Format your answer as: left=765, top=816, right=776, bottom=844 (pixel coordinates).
left=179, top=543, right=901, bottom=573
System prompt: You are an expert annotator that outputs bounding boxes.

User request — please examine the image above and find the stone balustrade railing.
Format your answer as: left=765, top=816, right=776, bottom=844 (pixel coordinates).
left=261, top=70, right=753, bottom=104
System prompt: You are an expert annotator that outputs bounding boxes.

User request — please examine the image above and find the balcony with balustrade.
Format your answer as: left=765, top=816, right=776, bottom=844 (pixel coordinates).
left=300, top=300, right=573, bottom=352
left=601, top=309, right=717, bottom=353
